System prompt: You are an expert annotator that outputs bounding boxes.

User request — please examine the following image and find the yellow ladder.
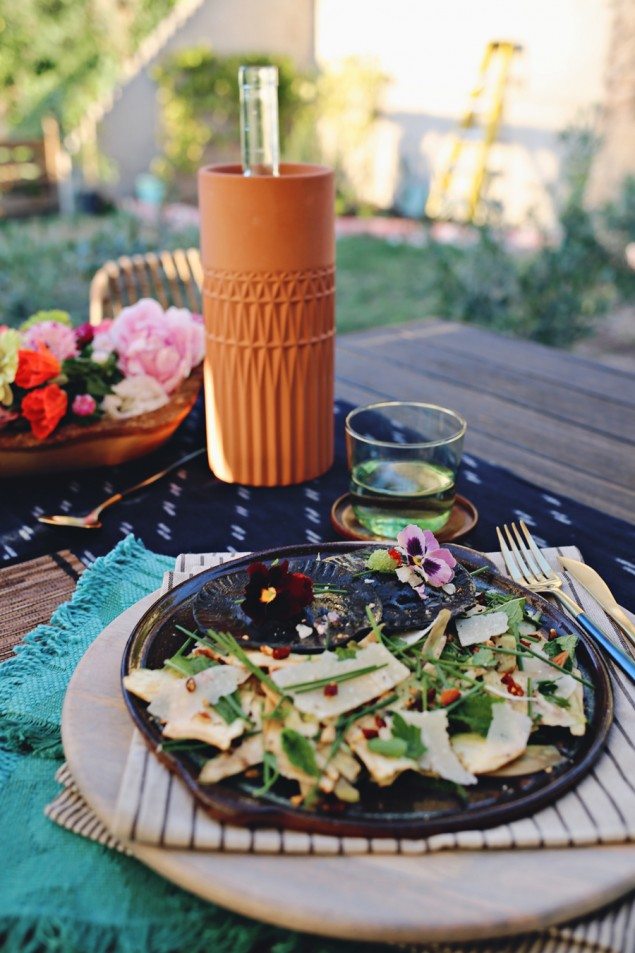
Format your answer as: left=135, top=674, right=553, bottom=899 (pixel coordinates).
left=425, top=40, right=522, bottom=223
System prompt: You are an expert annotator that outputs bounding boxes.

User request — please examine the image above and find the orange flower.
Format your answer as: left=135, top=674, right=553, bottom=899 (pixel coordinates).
left=15, top=344, right=60, bottom=389
left=21, top=384, right=68, bottom=440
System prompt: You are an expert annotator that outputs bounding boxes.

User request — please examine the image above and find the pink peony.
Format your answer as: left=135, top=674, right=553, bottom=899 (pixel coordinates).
left=91, top=320, right=116, bottom=363
left=109, top=299, right=205, bottom=393
left=22, top=321, right=78, bottom=362
left=72, top=393, right=97, bottom=417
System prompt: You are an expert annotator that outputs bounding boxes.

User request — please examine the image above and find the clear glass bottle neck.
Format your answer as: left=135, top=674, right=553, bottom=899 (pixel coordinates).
left=239, top=65, right=280, bottom=177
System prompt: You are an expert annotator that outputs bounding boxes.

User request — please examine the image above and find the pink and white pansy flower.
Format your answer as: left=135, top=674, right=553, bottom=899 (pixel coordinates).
left=394, top=524, right=457, bottom=599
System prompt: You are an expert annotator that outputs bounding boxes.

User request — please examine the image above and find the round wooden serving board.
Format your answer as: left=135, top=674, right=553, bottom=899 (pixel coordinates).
left=61, top=593, right=635, bottom=945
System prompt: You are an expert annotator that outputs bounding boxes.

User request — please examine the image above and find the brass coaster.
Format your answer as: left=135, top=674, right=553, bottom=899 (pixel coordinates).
left=330, top=493, right=478, bottom=544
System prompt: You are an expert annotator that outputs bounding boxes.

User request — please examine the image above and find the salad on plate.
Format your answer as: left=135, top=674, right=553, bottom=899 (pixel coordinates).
left=123, top=527, right=588, bottom=810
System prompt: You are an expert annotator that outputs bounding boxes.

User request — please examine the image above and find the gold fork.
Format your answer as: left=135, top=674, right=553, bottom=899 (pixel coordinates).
left=37, top=447, right=206, bottom=530
left=496, top=520, right=635, bottom=682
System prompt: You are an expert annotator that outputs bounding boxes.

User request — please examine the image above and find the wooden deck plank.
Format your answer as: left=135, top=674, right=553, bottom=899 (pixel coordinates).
left=334, top=378, right=635, bottom=522
left=343, top=321, right=635, bottom=407
left=338, top=336, right=635, bottom=443
left=335, top=348, right=635, bottom=488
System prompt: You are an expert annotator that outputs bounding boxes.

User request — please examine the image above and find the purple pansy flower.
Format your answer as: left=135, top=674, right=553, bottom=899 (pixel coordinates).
left=394, top=524, right=456, bottom=599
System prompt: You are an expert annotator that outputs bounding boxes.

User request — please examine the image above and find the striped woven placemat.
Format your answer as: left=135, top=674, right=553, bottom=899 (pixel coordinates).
left=0, top=550, right=85, bottom=661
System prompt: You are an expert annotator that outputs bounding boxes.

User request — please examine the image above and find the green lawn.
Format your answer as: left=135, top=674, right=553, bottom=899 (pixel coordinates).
left=336, top=236, right=438, bottom=332
left=1, top=211, right=631, bottom=348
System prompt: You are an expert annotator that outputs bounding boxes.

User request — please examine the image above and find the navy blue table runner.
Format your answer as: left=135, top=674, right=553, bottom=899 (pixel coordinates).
left=1, top=398, right=633, bottom=609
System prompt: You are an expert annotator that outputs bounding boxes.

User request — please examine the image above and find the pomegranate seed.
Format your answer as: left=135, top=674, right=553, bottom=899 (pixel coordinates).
left=440, top=688, right=461, bottom=706
left=375, top=715, right=387, bottom=728
left=548, top=628, right=558, bottom=640
left=272, top=646, right=291, bottom=660
left=362, top=727, right=379, bottom=740
left=324, top=683, right=338, bottom=697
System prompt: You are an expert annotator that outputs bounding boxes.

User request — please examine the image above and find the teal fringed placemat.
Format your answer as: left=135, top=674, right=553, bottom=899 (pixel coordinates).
left=2, top=537, right=632, bottom=953
left=0, top=536, right=368, bottom=953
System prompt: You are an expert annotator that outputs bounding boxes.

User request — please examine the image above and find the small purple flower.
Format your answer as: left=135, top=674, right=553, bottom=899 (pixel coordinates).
left=72, top=393, right=97, bottom=417
left=395, top=524, right=456, bottom=598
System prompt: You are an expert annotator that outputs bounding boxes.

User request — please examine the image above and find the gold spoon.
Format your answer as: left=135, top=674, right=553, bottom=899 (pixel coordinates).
left=38, top=448, right=207, bottom=529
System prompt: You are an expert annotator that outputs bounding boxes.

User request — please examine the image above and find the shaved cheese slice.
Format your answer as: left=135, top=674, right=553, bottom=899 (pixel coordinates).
left=123, top=667, right=180, bottom=702
left=518, top=621, right=540, bottom=636
left=397, top=622, right=434, bottom=647
left=162, top=711, right=244, bottom=750
left=451, top=702, right=531, bottom=773
left=456, top=611, right=509, bottom=647
left=421, top=609, right=451, bottom=660
left=347, top=721, right=415, bottom=786
left=271, top=644, right=409, bottom=718
left=148, top=664, right=248, bottom=723
left=402, top=710, right=477, bottom=786
left=532, top=675, right=586, bottom=736
left=520, top=654, right=578, bottom=700
left=199, top=734, right=264, bottom=784
left=244, top=650, right=302, bottom=670
left=485, top=744, right=565, bottom=777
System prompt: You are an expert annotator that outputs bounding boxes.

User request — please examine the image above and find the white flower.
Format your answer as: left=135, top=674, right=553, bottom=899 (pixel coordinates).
left=102, top=375, right=169, bottom=420
left=395, top=565, right=424, bottom=589
left=92, top=348, right=114, bottom=365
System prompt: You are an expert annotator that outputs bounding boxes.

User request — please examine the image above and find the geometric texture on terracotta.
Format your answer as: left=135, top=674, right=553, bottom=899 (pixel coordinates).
left=203, top=266, right=335, bottom=486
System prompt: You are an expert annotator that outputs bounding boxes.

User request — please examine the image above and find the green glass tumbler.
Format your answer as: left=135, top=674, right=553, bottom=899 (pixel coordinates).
left=345, top=401, right=467, bottom=538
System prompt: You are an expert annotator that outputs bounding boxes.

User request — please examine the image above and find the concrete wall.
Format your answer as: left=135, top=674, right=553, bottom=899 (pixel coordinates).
left=315, top=0, right=612, bottom=227
left=98, top=0, right=314, bottom=198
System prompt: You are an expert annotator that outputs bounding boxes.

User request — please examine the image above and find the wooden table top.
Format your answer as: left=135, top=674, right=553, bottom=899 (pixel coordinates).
left=336, top=319, right=635, bottom=523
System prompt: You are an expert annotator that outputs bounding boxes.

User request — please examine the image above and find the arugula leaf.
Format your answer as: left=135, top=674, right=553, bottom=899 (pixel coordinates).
left=164, top=654, right=216, bottom=677
left=390, top=712, right=426, bottom=759
left=470, top=647, right=497, bottom=668
left=440, top=641, right=466, bottom=664
left=214, top=691, right=251, bottom=725
left=486, top=597, right=525, bottom=639
left=543, top=634, right=577, bottom=670
left=537, top=679, right=559, bottom=696
left=367, top=737, right=408, bottom=758
left=483, top=591, right=520, bottom=609
left=557, top=634, right=578, bottom=658
left=448, top=691, right=497, bottom=736
left=335, top=645, right=358, bottom=660
left=280, top=728, right=321, bottom=778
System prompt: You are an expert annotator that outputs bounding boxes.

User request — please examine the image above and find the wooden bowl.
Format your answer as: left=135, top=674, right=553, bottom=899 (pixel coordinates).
left=0, top=366, right=203, bottom=478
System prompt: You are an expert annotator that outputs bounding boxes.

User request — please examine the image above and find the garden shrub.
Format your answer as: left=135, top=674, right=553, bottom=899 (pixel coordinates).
left=152, top=49, right=304, bottom=191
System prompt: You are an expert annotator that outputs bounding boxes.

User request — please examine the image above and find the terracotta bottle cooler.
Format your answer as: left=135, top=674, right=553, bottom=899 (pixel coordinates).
left=198, top=163, right=335, bottom=486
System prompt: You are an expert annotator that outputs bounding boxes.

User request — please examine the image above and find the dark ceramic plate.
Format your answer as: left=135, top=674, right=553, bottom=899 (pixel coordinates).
left=121, top=541, right=614, bottom=838
left=192, top=549, right=476, bottom=652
